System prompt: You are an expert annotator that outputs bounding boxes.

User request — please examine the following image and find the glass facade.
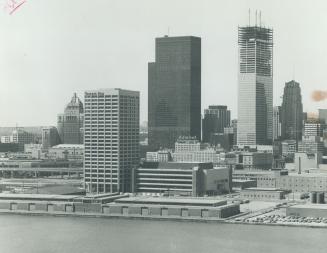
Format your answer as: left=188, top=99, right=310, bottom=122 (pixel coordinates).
left=148, top=36, right=201, bottom=150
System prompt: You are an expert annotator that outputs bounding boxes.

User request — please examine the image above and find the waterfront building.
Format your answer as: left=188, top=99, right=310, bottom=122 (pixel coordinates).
left=84, top=88, right=140, bottom=193
left=41, top=127, right=61, bottom=150
left=237, top=24, right=273, bottom=146
left=240, top=187, right=287, bottom=201
left=131, top=162, right=231, bottom=196
left=57, top=93, right=84, bottom=144
left=202, top=105, right=230, bottom=143
left=148, top=36, right=201, bottom=150
left=280, top=80, right=303, bottom=141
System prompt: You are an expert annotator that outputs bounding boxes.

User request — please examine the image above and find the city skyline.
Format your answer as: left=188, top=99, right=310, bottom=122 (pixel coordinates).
left=1, top=0, right=327, bottom=127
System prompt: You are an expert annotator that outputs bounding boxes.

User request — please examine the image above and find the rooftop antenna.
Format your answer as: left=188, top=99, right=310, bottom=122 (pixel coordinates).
left=248, top=9, right=251, bottom=26
left=293, top=64, right=295, bottom=81
left=255, top=10, right=257, bottom=26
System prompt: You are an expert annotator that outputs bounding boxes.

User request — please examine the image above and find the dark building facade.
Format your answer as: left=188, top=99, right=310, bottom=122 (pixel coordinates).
left=57, top=93, right=84, bottom=144
left=281, top=80, right=303, bottom=141
left=202, top=105, right=230, bottom=143
left=148, top=36, right=201, bottom=150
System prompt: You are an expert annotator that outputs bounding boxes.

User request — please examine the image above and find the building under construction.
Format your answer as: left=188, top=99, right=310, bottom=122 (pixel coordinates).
left=237, top=15, right=273, bottom=147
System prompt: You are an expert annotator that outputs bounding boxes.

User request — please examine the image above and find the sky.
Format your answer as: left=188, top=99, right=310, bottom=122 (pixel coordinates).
left=1, top=0, right=327, bottom=126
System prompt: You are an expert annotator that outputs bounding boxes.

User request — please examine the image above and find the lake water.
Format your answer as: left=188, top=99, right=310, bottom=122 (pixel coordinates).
left=0, top=214, right=325, bottom=253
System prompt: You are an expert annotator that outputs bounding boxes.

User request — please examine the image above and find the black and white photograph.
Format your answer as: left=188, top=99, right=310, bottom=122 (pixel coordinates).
left=0, top=0, right=326, bottom=252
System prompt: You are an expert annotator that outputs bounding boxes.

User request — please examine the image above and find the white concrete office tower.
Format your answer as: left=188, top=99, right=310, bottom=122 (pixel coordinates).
left=237, top=24, right=273, bottom=146
left=84, top=89, right=140, bottom=193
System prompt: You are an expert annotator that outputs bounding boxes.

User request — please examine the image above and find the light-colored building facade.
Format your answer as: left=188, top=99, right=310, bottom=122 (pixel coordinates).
left=57, top=93, right=84, bottom=144
left=237, top=26, right=273, bottom=146
left=48, top=144, right=84, bottom=161
left=273, top=106, right=282, bottom=140
left=84, top=89, right=140, bottom=193
left=132, top=162, right=231, bottom=196
left=297, top=136, right=324, bottom=155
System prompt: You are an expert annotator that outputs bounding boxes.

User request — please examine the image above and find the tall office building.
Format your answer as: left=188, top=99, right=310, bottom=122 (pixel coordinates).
left=202, top=105, right=230, bottom=143
left=41, top=127, right=60, bottom=150
left=237, top=24, right=273, bottom=146
left=84, top=89, right=139, bottom=193
left=273, top=106, right=281, bottom=140
left=57, top=93, right=84, bottom=144
left=148, top=36, right=201, bottom=150
left=319, top=109, right=327, bottom=124
left=280, top=80, right=303, bottom=141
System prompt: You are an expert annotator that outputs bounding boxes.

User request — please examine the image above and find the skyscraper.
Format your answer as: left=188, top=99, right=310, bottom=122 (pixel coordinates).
left=57, top=93, right=84, bottom=144
left=202, top=105, right=230, bottom=143
left=41, top=126, right=60, bottom=150
left=273, top=106, right=282, bottom=140
left=84, top=89, right=139, bottom=193
left=148, top=36, right=201, bottom=150
left=281, top=80, right=303, bottom=141
left=237, top=25, right=273, bottom=146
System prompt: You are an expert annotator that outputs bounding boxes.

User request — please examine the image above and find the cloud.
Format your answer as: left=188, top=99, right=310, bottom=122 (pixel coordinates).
left=312, top=90, right=327, bottom=102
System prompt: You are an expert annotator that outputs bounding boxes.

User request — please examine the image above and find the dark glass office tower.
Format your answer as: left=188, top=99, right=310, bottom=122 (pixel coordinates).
left=281, top=80, right=303, bottom=141
left=148, top=36, right=201, bottom=150
left=202, top=105, right=231, bottom=143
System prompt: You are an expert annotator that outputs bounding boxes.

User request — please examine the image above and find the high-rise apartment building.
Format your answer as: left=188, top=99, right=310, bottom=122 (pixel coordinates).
left=237, top=25, right=273, bottom=146
left=148, top=36, right=201, bottom=150
left=202, top=105, right=230, bottom=143
left=57, top=93, right=84, bottom=144
left=84, top=89, right=139, bottom=193
left=280, top=80, right=303, bottom=141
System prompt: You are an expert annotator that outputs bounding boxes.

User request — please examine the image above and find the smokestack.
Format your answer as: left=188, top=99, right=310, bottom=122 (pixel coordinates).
left=298, top=156, right=301, bottom=174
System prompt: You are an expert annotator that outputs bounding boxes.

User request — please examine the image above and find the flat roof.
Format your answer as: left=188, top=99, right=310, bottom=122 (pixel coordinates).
left=114, top=197, right=227, bottom=207
left=290, top=204, right=327, bottom=210
left=242, top=187, right=286, bottom=192
left=0, top=193, right=78, bottom=201
left=288, top=173, right=327, bottom=178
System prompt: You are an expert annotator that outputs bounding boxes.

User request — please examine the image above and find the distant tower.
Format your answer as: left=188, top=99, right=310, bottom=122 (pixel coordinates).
left=57, top=93, right=84, bottom=144
left=237, top=19, right=273, bottom=146
left=148, top=36, right=201, bottom=150
left=273, top=106, right=282, bottom=140
left=281, top=80, right=303, bottom=141
left=202, top=105, right=230, bottom=143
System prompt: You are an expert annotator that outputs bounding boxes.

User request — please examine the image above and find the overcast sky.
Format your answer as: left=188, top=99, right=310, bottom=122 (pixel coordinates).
left=1, top=0, right=327, bottom=126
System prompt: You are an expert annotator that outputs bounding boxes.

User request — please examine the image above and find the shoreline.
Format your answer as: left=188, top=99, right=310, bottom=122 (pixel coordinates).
left=1, top=210, right=326, bottom=229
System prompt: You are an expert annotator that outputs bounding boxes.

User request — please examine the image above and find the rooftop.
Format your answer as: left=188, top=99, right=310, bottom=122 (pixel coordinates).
left=114, top=197, right=227, bottom=207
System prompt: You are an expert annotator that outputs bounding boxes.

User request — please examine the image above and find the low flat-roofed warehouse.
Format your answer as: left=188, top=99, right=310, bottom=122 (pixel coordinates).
left=114, top=197, right=227, bottom=207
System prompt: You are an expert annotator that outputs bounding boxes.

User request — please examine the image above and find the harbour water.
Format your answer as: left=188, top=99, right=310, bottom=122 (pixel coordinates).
left=0, top=214, right=325, bottom=253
